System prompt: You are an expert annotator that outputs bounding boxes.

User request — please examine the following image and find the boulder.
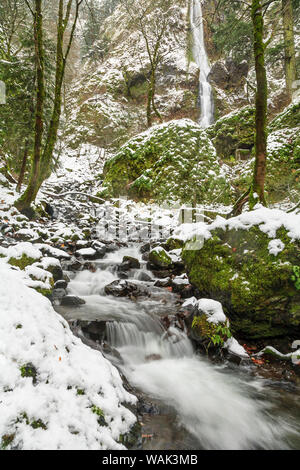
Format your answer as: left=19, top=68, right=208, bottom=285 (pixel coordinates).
left=207, top=106, right=255, bottom=160
left=100, top=119, right=230, bottom=204
left=148, top=247, right=173, bottom=269
left=61, top=296, right=86, bottom=307
left=104, top=280, right=148, bottom=298
left=183, top=214, right=300, bottom=340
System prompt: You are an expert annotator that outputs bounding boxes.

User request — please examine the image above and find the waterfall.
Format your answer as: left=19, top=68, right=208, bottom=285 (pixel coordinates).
left=190, top=0, right=214, bottom=127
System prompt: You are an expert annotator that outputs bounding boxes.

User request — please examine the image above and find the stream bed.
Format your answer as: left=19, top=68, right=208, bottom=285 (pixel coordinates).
left=56, top=245, right=300, bottom=450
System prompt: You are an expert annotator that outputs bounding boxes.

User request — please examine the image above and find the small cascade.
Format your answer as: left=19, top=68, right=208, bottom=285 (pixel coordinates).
left=59, top=244, right=300, bottom=450
left=190, top=0, right=214, bottom=127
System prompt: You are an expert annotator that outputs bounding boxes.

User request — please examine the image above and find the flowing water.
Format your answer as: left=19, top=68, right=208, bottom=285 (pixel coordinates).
left=58, top=245, right=300, bottom=450
left=190, top=0, right=214, bottom=127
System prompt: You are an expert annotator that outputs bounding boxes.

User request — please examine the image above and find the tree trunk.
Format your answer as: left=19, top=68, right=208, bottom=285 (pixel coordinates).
left=16, top=140, right=29, bottom=193
left=282, top=0, right=297, bottom=102
left=15, top=0, right=45, bottom=212
left=147, top=80, right=153, bottom=127
left=250, top=0, right=268, bottom=209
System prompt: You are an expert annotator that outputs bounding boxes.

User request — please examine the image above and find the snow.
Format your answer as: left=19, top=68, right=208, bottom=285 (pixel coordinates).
left=0, top=260, right=136, bottom=450
left=197, top=299, right=227, bottom=325
left=175, top=207, right=300, bottom=244
left=4, top=242, right=42, bottom=262
left=268, top=239, right=285, bottom=256
left=76, top=247, right=96, bottom=257
left=224, top=337, right=249, bottom=358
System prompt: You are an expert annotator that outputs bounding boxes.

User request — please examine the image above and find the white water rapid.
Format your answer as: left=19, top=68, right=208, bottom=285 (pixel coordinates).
left=57, top=245, right=300, bottom=450
left=190, top=0, right=214, bottom=127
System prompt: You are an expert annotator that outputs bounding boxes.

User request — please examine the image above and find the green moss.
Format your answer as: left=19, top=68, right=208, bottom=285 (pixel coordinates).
left=1, top=434, right=15, bottom=450
left=91, top=406, right=108, bottom=427
left=31, top=419, right=47, bottom=430
left=191, top=315, right=231, bottom=351
left=269, top=101, right=300, bottom=132
left=100, top=120, right=230, bottom=204
left=20, top=363, right=37, bottom=384
left=183, top=225, right=300, bottom=340
left=8, top=254, right=37, bottom=270
left=149, top=247, right=173, bottom=268
left=207, top=106, right=255, bottom=160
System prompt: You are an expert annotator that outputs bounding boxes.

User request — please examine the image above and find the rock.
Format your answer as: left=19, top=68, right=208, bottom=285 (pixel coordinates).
left=54, top=280, right=68, bottom=289
left=140, top=242, right=150, bottom=253
left=135, top=271, right=153, bottom=282
left=46, top=264, right=63, bottom=282
left=148, top=247, right=173, bottom=269
left=171, top=277, right=194, bottom=298
left=100, top=120, right=230, bottom=204
left=182, top=221, right=300, bottom=340
left=119, top=256, right=141, bottom=270
left=92, top=240, right=107, bottom=258
left=208, top=61, right=230, bottom=89
left=104, top=280, right=148, bottom=298
left=225, top=58, right=249, bottom=87
left=75, top=247, right=97, bottom=259
left=61, top=296, right=86, bottom=307
left=145, top=354, right=162, bottom=362
left=78, top=320, right=107, bottom=342
left=154, top=278, right=172, bottom=288
left=207, top=106, right=255, bottom=160
left=51, top=288, right=67, bottom=303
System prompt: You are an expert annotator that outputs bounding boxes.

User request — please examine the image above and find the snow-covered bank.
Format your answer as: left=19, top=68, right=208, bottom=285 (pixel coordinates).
left=0, top=261, right=137, bottom=450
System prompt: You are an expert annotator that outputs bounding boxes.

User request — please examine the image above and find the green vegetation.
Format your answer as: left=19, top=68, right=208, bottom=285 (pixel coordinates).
left=183, top=226, right=300, bottom=339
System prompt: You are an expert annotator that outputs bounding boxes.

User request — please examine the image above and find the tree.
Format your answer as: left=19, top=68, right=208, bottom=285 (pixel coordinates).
left=282, top=0, right=297, bottom=102
left=230, top=0, right=268, bottom=215
left=15, top=0, right=83, bottom=215
left=122, top=0, right=175, bottom=127
left=250, top=0, right=268, bottom=208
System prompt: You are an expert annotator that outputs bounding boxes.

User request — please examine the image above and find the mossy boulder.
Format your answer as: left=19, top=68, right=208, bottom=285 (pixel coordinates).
left=149, top=247, right=173, bottom=269
left=182, top=222, right=300, bottom=340
left=269, top=100, right=300, bottom=132
left=190, top=313, right=232, bottom=352
left=100, top=119, right=230, bottom=204
left=207, top=106, right=255, bottom=160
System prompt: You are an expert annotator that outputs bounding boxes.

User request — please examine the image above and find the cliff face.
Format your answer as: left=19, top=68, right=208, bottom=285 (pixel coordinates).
left=64, top=0, right=299, bottom=155
left=64, top=0, right=199, bottom=153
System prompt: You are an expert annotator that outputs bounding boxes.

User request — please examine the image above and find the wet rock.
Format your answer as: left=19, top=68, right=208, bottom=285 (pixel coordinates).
left=62, top=258, right=83, bottom=272
left=54, top=279, right=68, bottom=289
left=183, top=222, right=300, bottom=340
left=105, top=279, right=148, bottom=298
left=92, top=240, right=107, bottom=258
left=118, top=256, right=141, bottom=272
left=79, top=320, right=107, bottom=342
left=140, top=242, right=150, bottom=254
left=149, top=247, right=173, bottom=270
left=145, top=354, right=162, bottom=362
left=171, top=277, right=194, bottom=298
left=136, top=271, right=153, bottom=282
left=51, top=288, right=67, bottom=303
left=47, top=264, right=64, bottom=282
left=137, top=401, right=160, bottom=416
left=154, top=278, right=172, bottom=288
left=61, top=295, right=86, bottom=307
left=122, top=256, right=141, bottom=269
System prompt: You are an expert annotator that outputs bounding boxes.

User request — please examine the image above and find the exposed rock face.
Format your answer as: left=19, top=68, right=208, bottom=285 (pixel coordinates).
left=182, top=223, right=300, bottom=340
left=64, top=1, right=199, bottom=153
left=100, top=119, right=231, bottom=204
left=208, top=59, right=248, bottom=90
